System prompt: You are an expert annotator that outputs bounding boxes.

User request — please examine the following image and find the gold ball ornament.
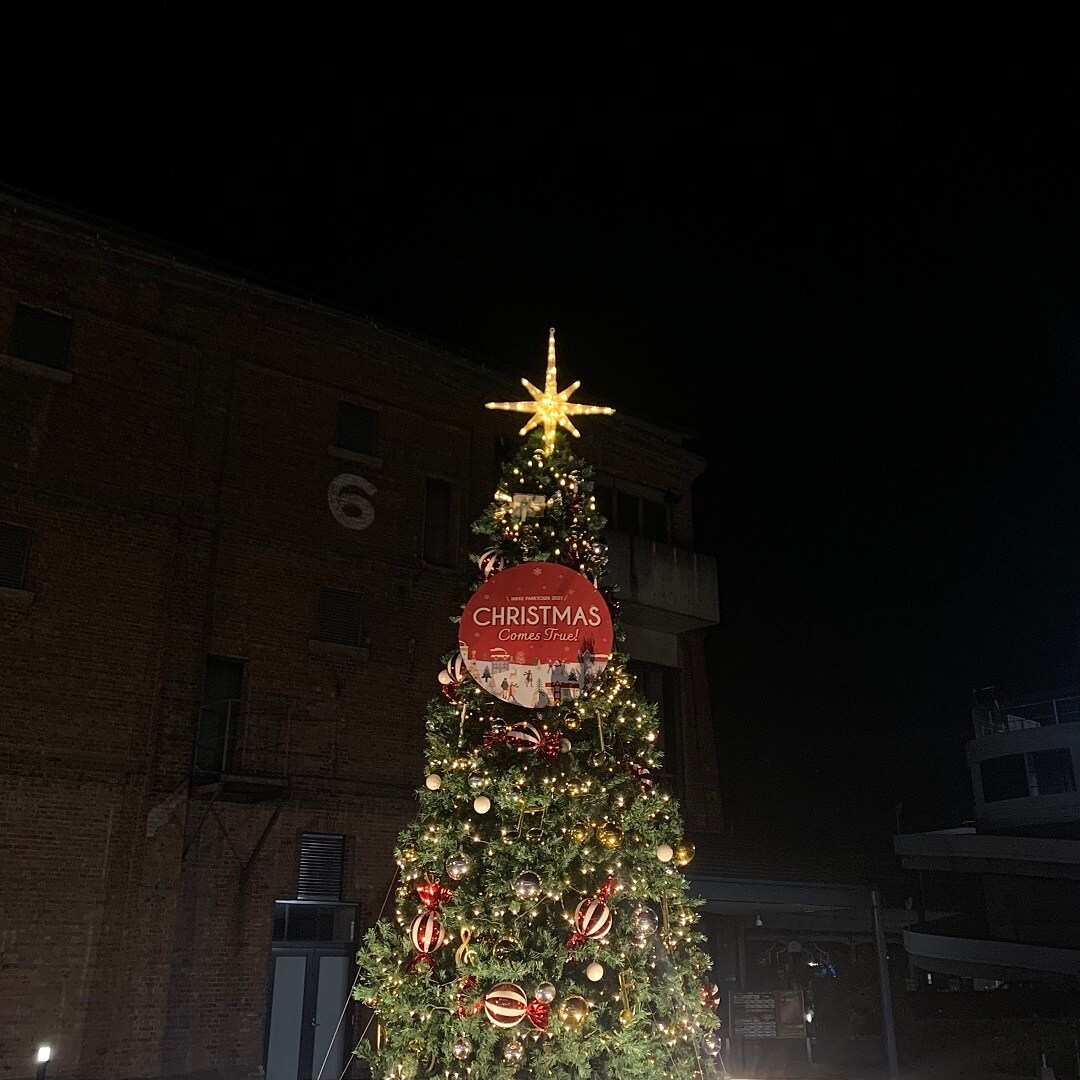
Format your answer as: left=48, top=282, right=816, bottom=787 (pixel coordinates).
left=569, top=823, right=592, bottom=844
left=400, top=845, right=419, bottom=863
left=596, top=823, right=622, bottom=849
left=557, top=995, right=588, bottom=1030
left=673, top=840, right=696, bottom=867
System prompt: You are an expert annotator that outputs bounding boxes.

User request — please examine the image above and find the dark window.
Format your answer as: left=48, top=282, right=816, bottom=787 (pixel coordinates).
left=316, top=587, right=362, bottom=646
left=334, top=401, right=378, bottom=456
left=494, top=435, right=516, bottom=474
left=298, top=833, right=345, bottom=901
left=981, top=754, right=1029, bottom=802
left=9, top=303, right=72, bottom=371
left=642, top=499, right=669, bottom=542
left=194, top=655, right=245, bottom=775
left=1029, top=749, right=1076, bottom=796
left=616, top=490, right=638, bottom=535
left=0, top=522, right=31, bottom=590
left=596, top=482, right=668, bottom=541
left=627, top=660, right=680, bottom=767
left=424, top=478, right=453, bottom=567
left=594, top=484, right=614, bottom=528
left=272, top=900, right=355, bottom=943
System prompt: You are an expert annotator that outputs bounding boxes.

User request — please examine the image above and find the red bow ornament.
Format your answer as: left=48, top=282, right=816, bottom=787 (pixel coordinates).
left=416, top=879, right=454, bottom=911
left=456, top=975, right=484, bottom=1018
left=526, top=998, right=551, bottom=1030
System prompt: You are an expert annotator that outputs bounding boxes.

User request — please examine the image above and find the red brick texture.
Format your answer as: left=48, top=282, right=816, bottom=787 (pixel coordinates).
left=0, top=193, right=719, bottom=1080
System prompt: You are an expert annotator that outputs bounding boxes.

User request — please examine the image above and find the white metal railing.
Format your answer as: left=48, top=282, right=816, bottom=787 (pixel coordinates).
left=973, top=695, right=1080, bottom=737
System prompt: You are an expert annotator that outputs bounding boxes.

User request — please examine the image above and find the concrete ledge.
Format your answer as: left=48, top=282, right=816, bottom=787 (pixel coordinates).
left=0, top=586, right=35, bottom=608
left=308, top=639, right=370, bottom=660
left=905, top=925, right=1080, bottom=977
left=328, top=444, right=382, bottom=469
left=0, top=352, right=72, bottom=383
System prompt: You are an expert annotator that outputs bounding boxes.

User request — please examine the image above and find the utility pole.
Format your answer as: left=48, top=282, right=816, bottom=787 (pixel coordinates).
left=871, top=886, right=901, bottom=1079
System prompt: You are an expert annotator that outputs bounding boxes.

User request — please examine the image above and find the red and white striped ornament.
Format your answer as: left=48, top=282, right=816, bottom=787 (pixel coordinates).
left=410, top=911, right=447, bottom=955
left=478, top=548, right=506, bottom=578
left=484, top=982, right=528, bottom=1028
left=573, top=897, right=613, bottom=942
left=505, top=721, right=542, bottom=750
left=449, top=652, right=469, bottom=683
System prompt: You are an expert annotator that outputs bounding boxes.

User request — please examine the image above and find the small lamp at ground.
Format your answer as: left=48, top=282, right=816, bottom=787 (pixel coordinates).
left=36, top=1046, right=51, bottom=1080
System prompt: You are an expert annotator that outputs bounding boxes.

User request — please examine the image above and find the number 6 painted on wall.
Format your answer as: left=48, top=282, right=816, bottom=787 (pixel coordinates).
left=327, top=473, right=377, bottom=530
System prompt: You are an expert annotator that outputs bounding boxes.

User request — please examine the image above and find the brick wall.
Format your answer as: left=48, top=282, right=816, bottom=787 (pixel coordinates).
left=0, top=192, right=718, bottom=1080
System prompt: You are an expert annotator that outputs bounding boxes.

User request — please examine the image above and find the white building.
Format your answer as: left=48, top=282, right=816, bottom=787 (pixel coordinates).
left=895, top=691, right=1080, bottom=980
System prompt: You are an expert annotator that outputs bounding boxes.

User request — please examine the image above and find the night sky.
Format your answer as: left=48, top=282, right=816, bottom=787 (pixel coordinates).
left=6, top=8, right=1080, bottom=872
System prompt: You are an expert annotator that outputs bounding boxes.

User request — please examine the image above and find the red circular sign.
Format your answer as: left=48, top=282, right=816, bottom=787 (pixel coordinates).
left=459, top=562, right=613, bottom=709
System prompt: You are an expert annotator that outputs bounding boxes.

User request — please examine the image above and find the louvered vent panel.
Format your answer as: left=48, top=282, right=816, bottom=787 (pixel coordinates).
left=298, top=833, right=344, bottom=901
left=317, top=588, right=362, bottom=646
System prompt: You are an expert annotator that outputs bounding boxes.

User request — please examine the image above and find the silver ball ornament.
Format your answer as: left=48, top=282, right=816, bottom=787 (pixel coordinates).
left=503, top=1040, right=525, bottom=1064
left=445, top=852, right=473, bottom=881
left=513, top=871, right=541, bottom=900
left=468, top=771, right=488, bottom=791
left=632, top=907, right=659, bottom=936
left=535, top=981, right=557, bottom=1004
left=451, top=1036, right=472, bottom=1061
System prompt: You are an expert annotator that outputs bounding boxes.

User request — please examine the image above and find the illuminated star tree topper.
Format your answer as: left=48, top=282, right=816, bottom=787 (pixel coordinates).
left=486, top=328, right=615, bottom=453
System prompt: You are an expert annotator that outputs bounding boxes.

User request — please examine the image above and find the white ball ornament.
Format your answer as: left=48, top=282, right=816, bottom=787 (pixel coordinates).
left=657, top=843, right=675, bottom=863
left=560, top=737, right=572, bottom=754
left=425, top=774, right=442, bottom=791
left=437, top=669, right=453, bottom=685
left=473, top=795, right=492, bottom=815
left=586, top=962, right=605, bottom=982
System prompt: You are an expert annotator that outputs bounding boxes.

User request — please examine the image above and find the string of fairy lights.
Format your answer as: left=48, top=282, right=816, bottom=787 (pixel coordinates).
left=353, top=332, right=723, bottom=1079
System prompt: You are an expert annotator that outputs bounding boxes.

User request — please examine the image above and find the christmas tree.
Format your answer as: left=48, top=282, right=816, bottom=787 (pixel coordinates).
left=356, top=332, right=723, bottom=1079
